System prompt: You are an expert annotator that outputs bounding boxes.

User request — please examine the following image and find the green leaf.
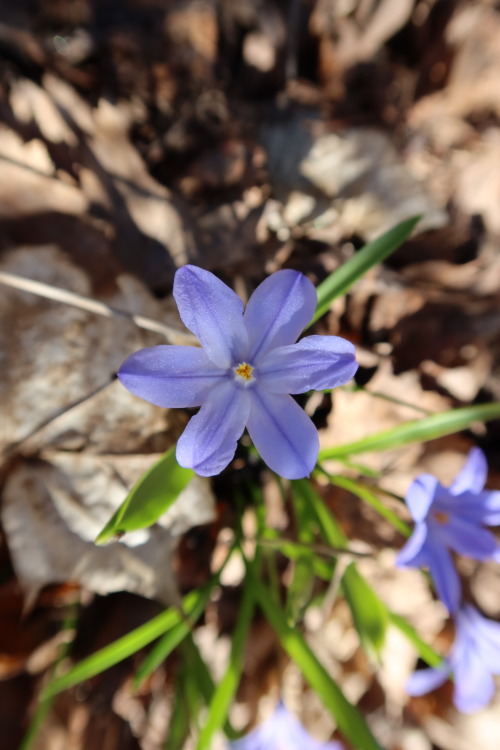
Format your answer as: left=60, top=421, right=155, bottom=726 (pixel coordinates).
left=388, top=612, right=443, bottom=668
left=287, top=485, right=320, bottom=623
left=134, top=623, right=189, bottom=691
left=293, top=484, right=440, bottom=681
left=293, top=480, right=347, bottom=547
left=19, top=603, right=79, bottom=750
left=326, top=474, right=411, bottom=537
left=179, top=636, right=240, bottom=741
left=258, top=535, right=334, bottom=581
left=96, top=445, right=194, bottom=544
left=196, top=554, right=257, bottom=750
left=310, top=216, right=420, bottom=324
left=342, top=564, right=388, bottom=660
left=164, top=667, right=197, bottom=750
left=250, top=571, right=384, bottom=750
left=133, top=585, right=213, bottom=689
left=299, top=480, right=389, bottom=660
left=42, top=585, right=210, bottom=700
left=319, top=403, right=500, bottom=460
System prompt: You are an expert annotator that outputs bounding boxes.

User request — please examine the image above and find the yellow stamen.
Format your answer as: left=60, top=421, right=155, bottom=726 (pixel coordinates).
left=235, top=362, right=253, bottom=381
left=433, top=510, right=449, bottom=525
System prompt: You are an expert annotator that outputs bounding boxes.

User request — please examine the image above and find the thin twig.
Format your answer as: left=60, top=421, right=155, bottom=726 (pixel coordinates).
left=256, top=536, right=372, bottom=559
left=0, top=270, right=196, bottom=344
left=1, top=379, right=116, bottom=458
left=216, top=533, right=371, bottom=560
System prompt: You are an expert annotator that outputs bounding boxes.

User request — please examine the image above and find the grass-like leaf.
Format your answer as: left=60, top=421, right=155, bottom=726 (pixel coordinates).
left=294, top=483, right=442, bottom=681
left=250, top=571, right=384, bottom=750
left=262, top=537, right=334, bottom=579
left=164, top=667, right=197, bottom=750
left=196, top=554, right=256, bottom=750
left=133, top=583, right=212, bottom=690
left=292, top=480, right=347, bottom=546
left=389, top=612, right=443, bottom=668
left=96, top=445, right=193, bottom=544
left=326, top=474, right=410, bottom=537
left=19, top=604, right=79, bottom=750
left=310, top=215, right=421, bottom=324
left=41, top=585, right=211, bottom=700
left=287, top=484, right=320, bottom=624
left=342, top=564, right=388, bottom=660
left=298, top=481, right=389, bottom=657
left=180, top=636, right=240, bottom=741
left=319, top=403, right=500, bottom=460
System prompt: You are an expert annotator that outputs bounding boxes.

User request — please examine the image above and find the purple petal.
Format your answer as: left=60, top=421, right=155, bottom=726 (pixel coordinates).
left=405, top=475, right=439, bottom=522
left=246, top=390, right=319, bottom=479
left=244, top=270, right=317, bottom=361
left=118, top=346, right=225, bottom=407
left=452, top=634, right=496, bottom=713
left=460, top=606, right=500, bottom=672
left=257, top=336, right=358, bottom=394
left=449, top=447, right=487, bottom=495
left=445, top=489, right=500, bottom=526
left=176, top=380, right=250, bottom=476
left=395, top=522, right=429, bottom=567
left=454, top=667, right=495, bottom=714
left=438, top=516, right=500, bottom=561
left=425, top=534, right=462, bottom=613
left=229, top=703, right=343, bottom=750
left=173, top=265, right=248, bottom=369
left=406, top=665, right=449, bottom=697
left=475, top=490, right=500, bottom=525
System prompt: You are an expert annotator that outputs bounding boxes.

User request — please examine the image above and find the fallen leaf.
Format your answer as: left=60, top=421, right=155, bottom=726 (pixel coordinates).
left=1, top=452, right=215, bottom=604
left=261, top=110, right=447, bottom=244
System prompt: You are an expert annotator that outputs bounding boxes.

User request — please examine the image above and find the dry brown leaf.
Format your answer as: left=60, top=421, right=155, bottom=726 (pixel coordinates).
left=0, top=125, right=87, bottom=219
left=311, top=0, right=414, bottom=71
left=320, top=357, right=450, bottom=479
left=262, top=112, right=447, bottom=243
left=0, top=245, right=176, bottom=455
left=455, top=129, right=500, bottom=235
left=409, top=5, right=500, bottom=148
left=0, top=452, right=214, bottom=604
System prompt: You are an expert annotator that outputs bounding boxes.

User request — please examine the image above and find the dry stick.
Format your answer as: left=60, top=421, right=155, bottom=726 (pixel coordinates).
left=2, top=378, right=117, bottom=458
left=0, top=270, right=196, bottom=344
left=256, top=536, right=372, bottom=560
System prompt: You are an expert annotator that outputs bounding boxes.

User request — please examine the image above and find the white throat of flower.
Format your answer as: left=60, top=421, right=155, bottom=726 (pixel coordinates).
left=233, top=362, right=255, bottom=387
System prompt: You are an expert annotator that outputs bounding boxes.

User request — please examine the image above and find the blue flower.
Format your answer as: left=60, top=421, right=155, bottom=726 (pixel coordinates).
left=118, top=265, right=357, bottom=478
left=229, top=702, right=344, bottom=750
left=407, top=604, right=500, bottom=713
left=396, top=448, right=500, bottom=613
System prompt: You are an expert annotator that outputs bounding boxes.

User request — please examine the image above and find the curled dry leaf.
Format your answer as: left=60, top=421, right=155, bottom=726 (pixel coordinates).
left=0, top=244, right=188, bottom=456
left=0, top=452, right=215, bottom=604
left=3, top=73, right=195, bottom=283
left=261, top=110, right=446, bottom=244
left=0, top=125, right=87, bottom=219
left=0, top=240, right=215, bottom=607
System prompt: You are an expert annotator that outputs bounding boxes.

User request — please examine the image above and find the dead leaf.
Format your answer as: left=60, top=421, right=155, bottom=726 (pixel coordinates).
left=0, top=245, right=176, bottom=456
left=455, top=129, right=500, bottom=235
left=0, top=453, right=215, bottom=604
left=261, top=110, right=447, bottom=243
left=0, top=125, right=87, bottom=219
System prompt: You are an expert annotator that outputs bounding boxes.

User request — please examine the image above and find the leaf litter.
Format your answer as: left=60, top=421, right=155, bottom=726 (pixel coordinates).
left=1, top=1, right=500, bottom=749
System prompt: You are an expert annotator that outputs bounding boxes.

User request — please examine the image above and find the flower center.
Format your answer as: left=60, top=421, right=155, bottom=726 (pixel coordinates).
left=234, top=362, right=255, bottom=386
left=433, top=510, right=449, bottom=525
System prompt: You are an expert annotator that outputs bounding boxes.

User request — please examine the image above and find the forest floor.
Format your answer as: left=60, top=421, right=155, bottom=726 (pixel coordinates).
left=1, top=1, right=500, bottom=749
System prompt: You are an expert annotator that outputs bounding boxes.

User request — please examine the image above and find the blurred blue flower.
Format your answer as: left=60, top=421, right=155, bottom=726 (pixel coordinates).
left=396, top=448, right=500, bottom=612
left=119, top=265, right=357, bottom=479
left=407, top=604, right=500, bottom=713
left=229, top=702, right=344, bottom=750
